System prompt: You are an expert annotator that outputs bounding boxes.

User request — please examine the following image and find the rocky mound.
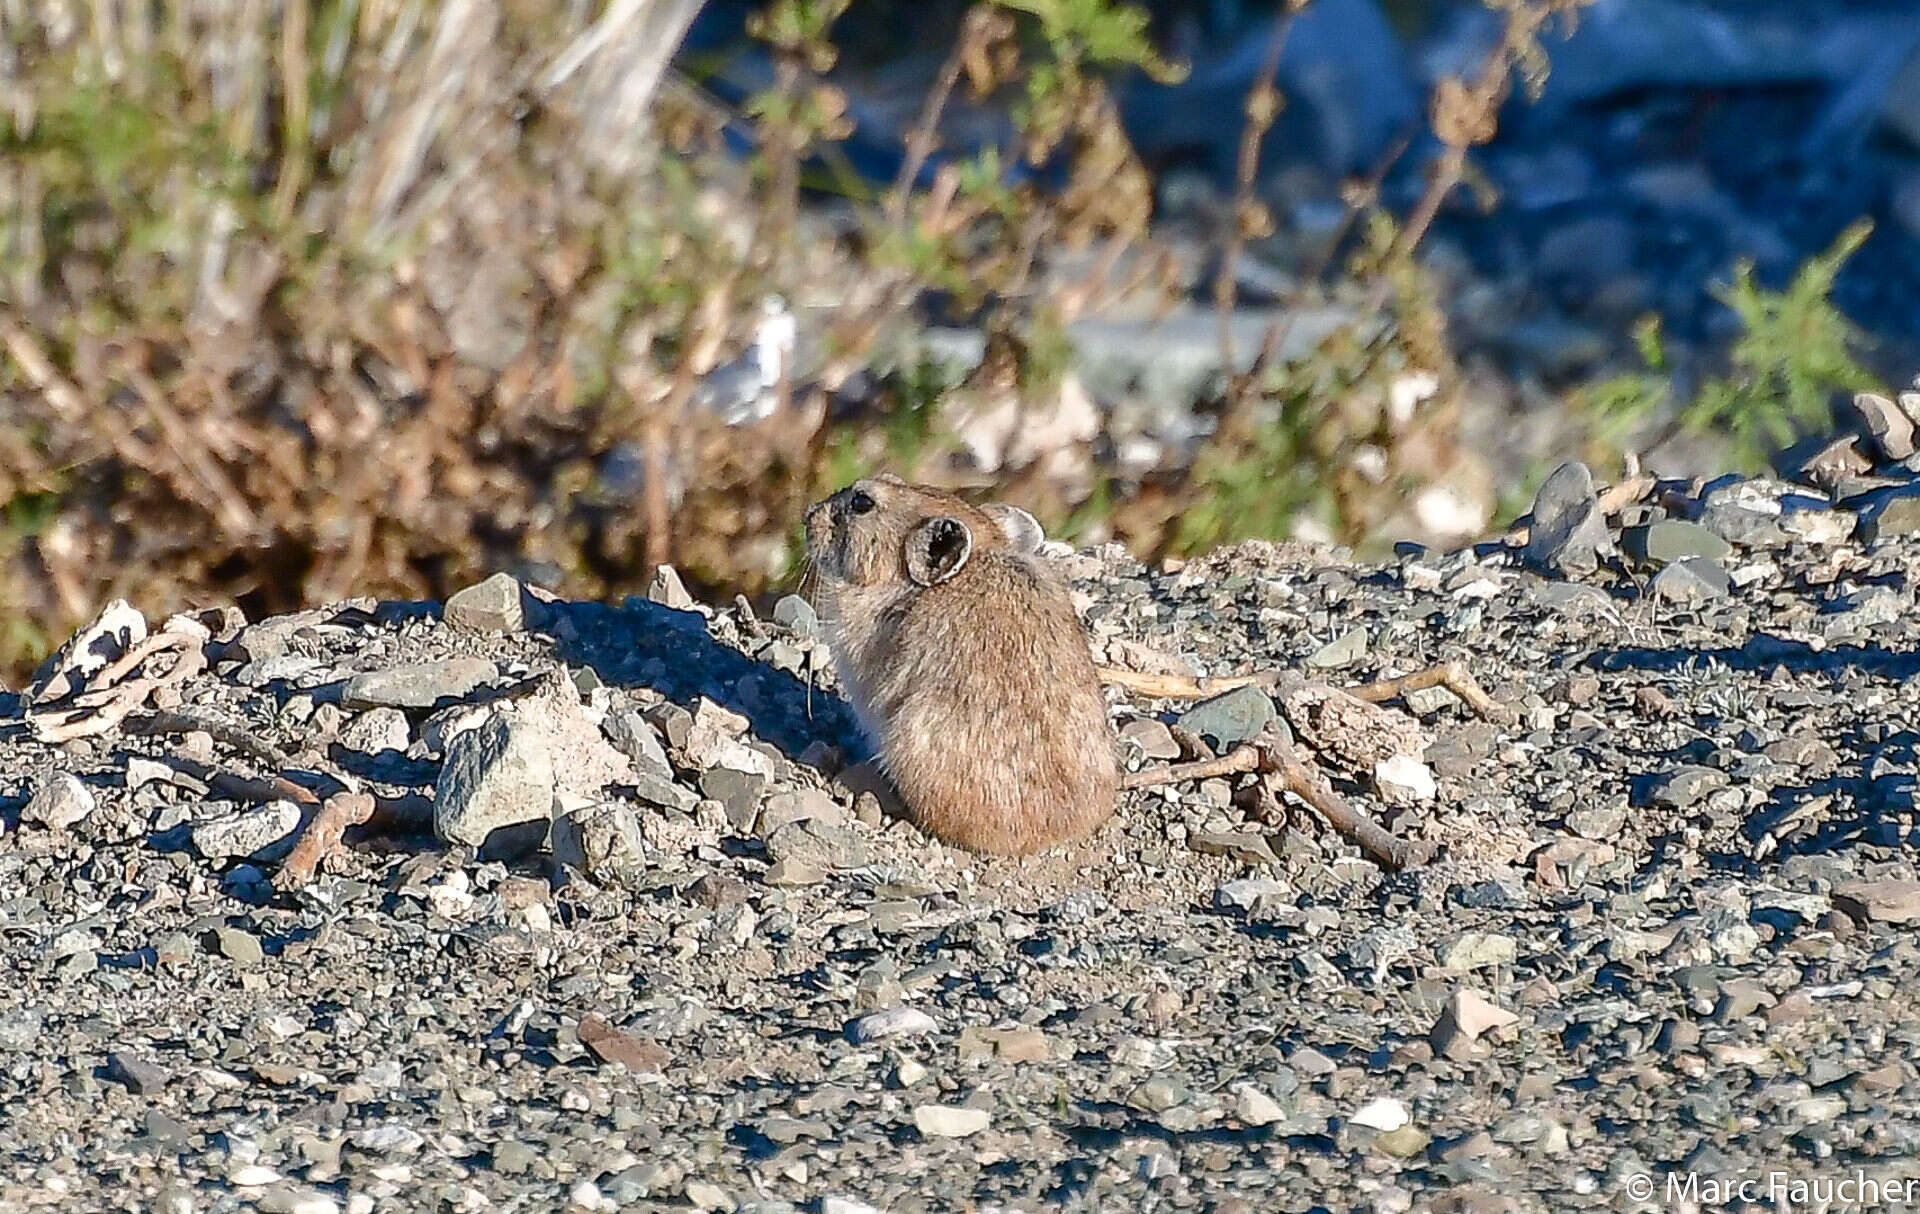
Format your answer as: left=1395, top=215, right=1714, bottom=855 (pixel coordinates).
left=2, top=434, right=1918, bottom=1211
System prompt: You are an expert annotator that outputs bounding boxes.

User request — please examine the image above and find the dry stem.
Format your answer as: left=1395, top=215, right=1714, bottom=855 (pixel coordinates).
left=1123, top=724, right=1431, bottom=870
left=275, top=791, right=376, bottom=891
left=1214, top=9, right=1296, bottom=376
left=1344, top=659, right=1516, bottom=727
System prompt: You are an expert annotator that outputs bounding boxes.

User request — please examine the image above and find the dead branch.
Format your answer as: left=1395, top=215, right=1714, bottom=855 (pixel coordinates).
left=1100, top=657, right=1512, bottom=727
left=210, top=771, right=323, bottom=808
left=1215, top=9, right=1296, bottom=378
left=1123, top=724, right=1431, bottom=870
left=84, top=631, right=196, bottom=694
left=1, top=321, right=87, bottom=420
left=30, top=639, right=207, bottom=743
left=1097, top=666, right=1275, bottom=699
left=1120, top=746, right=1259, bottom=790
left=274, top=791, right=376, bottom=891
left=1344, top=659, right=1516, bottom=727
left=125, top=709, right=298, bottom=771
left=1261, top=726, right=1432, bottom=869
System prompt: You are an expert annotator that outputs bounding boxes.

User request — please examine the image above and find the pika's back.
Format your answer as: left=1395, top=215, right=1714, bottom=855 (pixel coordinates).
left=805, top=475, right=1117, bottom=855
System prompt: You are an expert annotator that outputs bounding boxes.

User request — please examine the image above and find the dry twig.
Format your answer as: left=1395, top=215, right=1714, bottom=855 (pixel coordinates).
left=125, top=709, right=299, bottom=771
left=1099, top=659, right=1512, bottom=726
left=29, top=632, right=207, bottom=743
left=274, top=791, right=376, bottom=891
left=1214, top=8, right=1296, bottom=378
left=1123, top=723, right=1431, bottom=870
left=1096, top=667, right=1275, bottom=699
left=1344, top=659, right=1516, bottom=727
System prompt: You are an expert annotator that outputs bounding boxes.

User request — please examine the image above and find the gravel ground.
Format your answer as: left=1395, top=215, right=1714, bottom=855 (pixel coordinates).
left=2, top=456, right=1919, bottom=1214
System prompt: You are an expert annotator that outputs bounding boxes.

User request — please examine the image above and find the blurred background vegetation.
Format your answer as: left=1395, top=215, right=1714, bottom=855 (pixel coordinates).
left=2, top=0, right=1913, bottom=680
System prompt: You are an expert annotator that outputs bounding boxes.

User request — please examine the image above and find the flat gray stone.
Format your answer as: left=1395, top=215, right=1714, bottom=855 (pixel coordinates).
left=700, top=767, right=767, bottom=824
left=1175, top=685, right=1276, bottom=752
left=772, top=595, right=818, bottom=636
left=629, top=767, right=700, bottom=813
left=1649, top=765, right=1727, bottom=809
left=1120, top=719, right=1180, bottom=761
left=192, top=800, right=304, bottom=862
left=1525, top=460, right=1613, bottom=576
left=1188, top=829, right=1279, bottom=865
left=213, top=927, right=264, bottom=965
left=764, top=820, right=867, bottom=871
left=106, top=1050, right=172, bottom=1095
left=603, top=710, right=673, bottom=777
left=1628, top=520, right=1732, bottom=566
left=1651, top=557, right=1731, bottom=603
left=758, top=789, right=846, bottom=836
left=1305, top=628, right=1368, bottom=670
left=846, top=1006, right=936, bottom=1043
left=1215, top=878, right=1291, bottom=914
left=342, top=658, right=496, bottom=710
left=1834, top=879, right=1920, bottom=924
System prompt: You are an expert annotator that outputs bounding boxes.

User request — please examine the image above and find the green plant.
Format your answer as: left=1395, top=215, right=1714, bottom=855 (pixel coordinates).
left=1578, top=220, right=1883, bottom=470
left=1171, top=0, right=1598, bottom=560
left=1173, top=349, right=1356, bottom=554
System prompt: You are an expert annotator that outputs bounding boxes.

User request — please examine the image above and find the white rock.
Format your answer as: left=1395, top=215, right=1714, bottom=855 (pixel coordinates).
left=1215, top=877, right=1291, bottom=914
left=894, top=1059, right=928, bottom=1087
left=340, top=707, right=411, bottom=756
left=847, top=1006, right=937, bottom=1044
left=913, top=1104, right=991, bottom=1138
left=191, top=800, right=303, bottom=862
left=683, top=699, right=772, bottom=775
left=1349, top=1096, right=1410, bottom=1132
left=21, top=772, right=95, bottom=830
left=1372, top=754, right=1437, bottom=806
left=1232, top=1083, right=1287, bottom=1127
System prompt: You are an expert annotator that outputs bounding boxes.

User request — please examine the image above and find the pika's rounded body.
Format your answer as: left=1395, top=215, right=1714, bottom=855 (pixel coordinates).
left=804, top=474, right=1117, bottom=855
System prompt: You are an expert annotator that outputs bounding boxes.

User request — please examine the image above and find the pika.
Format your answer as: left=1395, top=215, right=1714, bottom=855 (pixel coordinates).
left=804, top=474, right=1118, bottom=855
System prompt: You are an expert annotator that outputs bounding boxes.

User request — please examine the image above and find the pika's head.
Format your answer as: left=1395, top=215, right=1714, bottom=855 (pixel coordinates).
left=804, top=473, right=1044, bottom=591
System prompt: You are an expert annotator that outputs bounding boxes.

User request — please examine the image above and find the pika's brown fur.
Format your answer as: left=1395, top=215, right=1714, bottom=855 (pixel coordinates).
left=804, top=474, right=1117, bottom=856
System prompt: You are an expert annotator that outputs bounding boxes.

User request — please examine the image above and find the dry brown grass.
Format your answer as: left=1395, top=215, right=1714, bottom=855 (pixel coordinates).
left=0, top=0, right=1610, bottom=683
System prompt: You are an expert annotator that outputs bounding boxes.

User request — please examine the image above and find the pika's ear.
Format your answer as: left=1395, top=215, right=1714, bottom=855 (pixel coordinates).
left=873, top=472, right=906, bottom=486
left=905, top=516, right=972, bottom=586
left=985, top=504, right=1044, bottom=553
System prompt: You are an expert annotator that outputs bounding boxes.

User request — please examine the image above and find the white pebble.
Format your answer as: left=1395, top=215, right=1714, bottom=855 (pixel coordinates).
left=1350, top=1096, right=1410, bottom=1132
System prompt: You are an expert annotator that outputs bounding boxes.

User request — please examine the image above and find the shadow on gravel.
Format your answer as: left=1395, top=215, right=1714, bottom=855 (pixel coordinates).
left=1595, top=629, right=1920, bottom=875
left=540, top=598, right=863, bottom=767
left=1584, top=632, right=1920, bottom=680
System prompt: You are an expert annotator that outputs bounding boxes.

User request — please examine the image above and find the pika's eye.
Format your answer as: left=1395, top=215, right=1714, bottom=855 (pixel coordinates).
left=848, top=490, right=876, bottom=515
